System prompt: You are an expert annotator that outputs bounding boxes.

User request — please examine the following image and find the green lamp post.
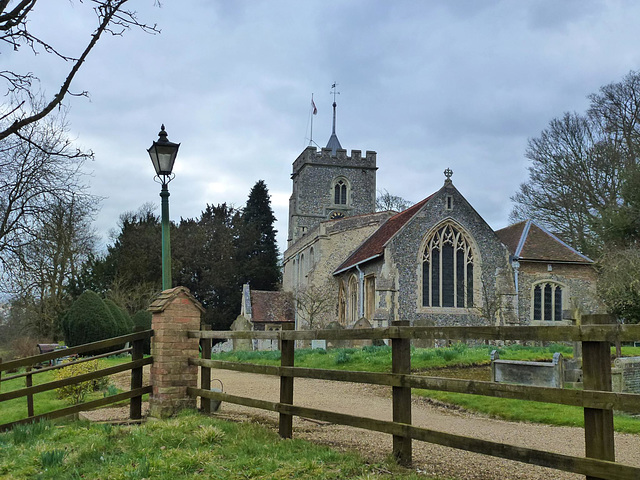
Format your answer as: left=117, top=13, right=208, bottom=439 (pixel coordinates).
left=148, top=124, right=180, bottom=291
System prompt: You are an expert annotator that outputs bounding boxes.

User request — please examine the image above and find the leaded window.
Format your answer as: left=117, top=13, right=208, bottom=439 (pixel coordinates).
left=533, top=282, right=563, bottom=321
left=334, top=180, right=347, bottom=205
left=422, top=224, right=474, bottom=308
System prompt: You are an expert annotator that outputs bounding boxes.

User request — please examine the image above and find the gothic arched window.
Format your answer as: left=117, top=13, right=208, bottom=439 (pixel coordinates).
left=333, top=179, right=348, bottom=205
left=422, top=224, right=474, bottom=308
left=348, top=275, right=358, bottom=323
left=532, top=281, right=563, bottom=321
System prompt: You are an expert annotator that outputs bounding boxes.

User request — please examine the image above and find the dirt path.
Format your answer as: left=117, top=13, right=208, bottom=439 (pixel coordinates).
left=90, top=367, right=639, bottom=480
left=210, top=369, right=640, bottom=480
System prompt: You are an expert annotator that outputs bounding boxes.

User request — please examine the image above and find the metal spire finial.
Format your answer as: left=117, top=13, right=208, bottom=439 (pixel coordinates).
left=326, top=82, right=342, bottom=155
left=330, top=82, right=340, bottom=135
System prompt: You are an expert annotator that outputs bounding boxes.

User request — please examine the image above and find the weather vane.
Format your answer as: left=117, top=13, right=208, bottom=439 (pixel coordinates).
left=330, top=82, right=340, bottom=103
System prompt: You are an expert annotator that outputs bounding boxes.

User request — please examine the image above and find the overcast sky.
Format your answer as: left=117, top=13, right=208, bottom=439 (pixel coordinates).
left=7, top=0, right=640, bottom=253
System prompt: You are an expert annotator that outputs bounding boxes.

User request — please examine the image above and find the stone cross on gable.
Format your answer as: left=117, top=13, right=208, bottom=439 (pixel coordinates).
left=444, top=168, right=453, bottom=184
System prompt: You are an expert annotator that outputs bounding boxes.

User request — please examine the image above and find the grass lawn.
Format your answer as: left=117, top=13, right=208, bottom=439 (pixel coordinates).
left=212, top=342, right=576, bottom=372
left=0, top=410, right=432, bottom=480
left=213, top=344, right=640, bottom=434
left=0, top=356, right=132, bottom=425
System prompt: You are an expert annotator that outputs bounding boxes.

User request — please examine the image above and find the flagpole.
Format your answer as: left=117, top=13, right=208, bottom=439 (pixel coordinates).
left=310, top=93, right=314, bottom=146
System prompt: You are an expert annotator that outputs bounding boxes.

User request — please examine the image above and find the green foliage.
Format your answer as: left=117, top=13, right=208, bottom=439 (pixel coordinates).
left=69, top=205, right=162, bottom=314
left=597, top=166, right=640, bottom=322
left=62, top=290, right=118, bottom=349
left=0, top=357, right=128, bottom=425
left=54, top=359, right=110, bottom=405
left=0, top=411, right=425, bottom=479
left=334, top=350, right=351, bottom=364
left=10, top=420, right=51, bottom=444
left=104, top=299, right=132, bottom=336
left=598, top=247, right=640, bottom=323
left=214, top=343, right=575, bottom=373
left=174, top=203, right=242, bottom=330
left=40, top=449, right=66, bottom=468
left=236, top=180, right=281, bottom=291
left=132, top=309, right=152, bottom=353
left=415, top=389, right=640, bottom=434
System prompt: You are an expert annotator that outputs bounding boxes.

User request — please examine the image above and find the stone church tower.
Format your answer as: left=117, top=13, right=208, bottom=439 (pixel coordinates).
left=287, top=96, right=377, bottom=246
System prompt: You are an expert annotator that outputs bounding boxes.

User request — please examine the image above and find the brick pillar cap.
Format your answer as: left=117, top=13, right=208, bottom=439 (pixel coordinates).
left=148, top=286, right=205, bottom=314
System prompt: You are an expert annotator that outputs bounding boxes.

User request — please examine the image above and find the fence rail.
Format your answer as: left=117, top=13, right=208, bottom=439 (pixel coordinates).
left=188, top=324, right=640, bottom=342
left=188, top=316, right=640, bottom=480
left=0, top=329, right=153, bottom=431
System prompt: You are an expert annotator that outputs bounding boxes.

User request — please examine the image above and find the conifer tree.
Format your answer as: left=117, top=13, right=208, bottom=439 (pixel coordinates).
left=237, top=180, right=281, bottom=291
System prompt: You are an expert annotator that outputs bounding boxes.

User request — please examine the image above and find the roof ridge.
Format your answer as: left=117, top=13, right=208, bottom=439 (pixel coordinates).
left=333, top=194, right=433, bottom=274
left=528, top=220, right=593, bottom=263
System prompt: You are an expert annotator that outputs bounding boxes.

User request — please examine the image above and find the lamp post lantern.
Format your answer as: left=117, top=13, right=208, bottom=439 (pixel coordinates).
left=148, top=124, right=180, bottom=291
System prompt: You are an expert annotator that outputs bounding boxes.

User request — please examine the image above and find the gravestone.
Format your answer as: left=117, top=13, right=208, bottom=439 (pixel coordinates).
left=230, top=315, right=252, bottom=351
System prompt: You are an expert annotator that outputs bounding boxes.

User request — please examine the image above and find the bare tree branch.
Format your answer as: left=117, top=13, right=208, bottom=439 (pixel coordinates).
left=0, top=1, right=160, bottom=142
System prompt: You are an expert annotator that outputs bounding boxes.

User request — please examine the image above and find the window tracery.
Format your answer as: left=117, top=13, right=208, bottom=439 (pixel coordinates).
left=333, top=179, right=348, bottom=205
left=532, top=281, right=563, bottom=321
left=422, top=223, right=474, bottom=308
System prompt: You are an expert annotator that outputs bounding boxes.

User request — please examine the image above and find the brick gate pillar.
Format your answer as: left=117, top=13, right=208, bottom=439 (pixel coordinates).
left=148, top=286, right=205, bottom=418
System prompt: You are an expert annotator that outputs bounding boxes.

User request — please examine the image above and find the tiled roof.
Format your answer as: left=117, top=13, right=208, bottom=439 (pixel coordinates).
left=495, top=220, right=592, bottom=263
left=333, top=195, right=433, bottom=274
left=250, top=290, right=295, bottom=323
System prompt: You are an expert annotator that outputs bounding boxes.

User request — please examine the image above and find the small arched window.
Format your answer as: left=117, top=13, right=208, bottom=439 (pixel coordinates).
left=422, top=223, right=474, bottom=308
left=348, top=275, right=358, bottom=323
left=333, top=179, right=348, bottom=205
left=533, top=282, right=563, bottom=321
left=298, top=253, right=305, bottom=281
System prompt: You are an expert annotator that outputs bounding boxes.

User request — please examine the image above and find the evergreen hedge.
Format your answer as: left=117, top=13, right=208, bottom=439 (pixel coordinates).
left=131, top=309, right=152, bottom=354
left=63, top=290, right=119, bottom=349
left=104, top=299, right=133, bottom=336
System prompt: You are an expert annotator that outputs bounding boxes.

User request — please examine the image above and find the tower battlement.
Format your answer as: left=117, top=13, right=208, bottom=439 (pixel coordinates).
left=292, top=146, right=376, bottom=176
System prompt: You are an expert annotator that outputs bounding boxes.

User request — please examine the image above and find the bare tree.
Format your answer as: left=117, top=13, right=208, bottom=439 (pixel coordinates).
left=511, top=112, right=623, bottom=258
left=0, top=108, right=95, bottom=271
left=512, top=70, right=640, bottom=259
left=474, top=282, right=502, bottom=325
left=1, top=0, right=159, bottom=142
left=295, top=285, right=334, bottom=330
left=376, top=189, right=413, bottom=212
left=6, top=194, right=98, bottom=338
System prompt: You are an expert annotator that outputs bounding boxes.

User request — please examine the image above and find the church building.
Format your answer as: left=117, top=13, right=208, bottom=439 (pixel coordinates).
left=281, top=98, right=600, bottom=331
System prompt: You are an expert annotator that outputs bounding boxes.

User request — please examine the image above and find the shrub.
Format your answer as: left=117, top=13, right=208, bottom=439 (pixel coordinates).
left=8, top=336, right=39, bottom=362
left=335, top=350, right=351, bottom=365
left=55, top=359, right=110, bottom=404
left=104, top=299, right=132, bottom=337
left=63, top=291, right=118, bottom=350
left=131, top=309, right=152, bottom=354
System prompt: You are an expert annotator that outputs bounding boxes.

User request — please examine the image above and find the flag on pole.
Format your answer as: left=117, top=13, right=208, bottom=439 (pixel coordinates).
left=311, top=98, right=317, bottom=115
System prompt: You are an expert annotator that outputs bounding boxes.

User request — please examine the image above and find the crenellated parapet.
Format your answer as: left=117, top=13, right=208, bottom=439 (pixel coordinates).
left=292, top=146, right=376, bottom=177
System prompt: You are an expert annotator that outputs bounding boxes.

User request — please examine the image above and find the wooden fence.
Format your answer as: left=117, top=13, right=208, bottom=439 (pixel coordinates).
left=187, top=316, right=640, bottom=480
left=0, top=329, right=153, bottom=431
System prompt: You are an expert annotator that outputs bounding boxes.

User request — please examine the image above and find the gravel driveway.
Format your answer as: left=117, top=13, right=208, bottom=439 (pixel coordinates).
left=209, top=368, right=640, bottom=480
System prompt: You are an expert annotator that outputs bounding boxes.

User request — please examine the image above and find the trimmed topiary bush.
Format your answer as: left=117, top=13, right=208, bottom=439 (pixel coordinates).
left=104, top=299, right=132, bottom=337
left=131, top=309, right=152, bottom=354
left=63, top=290, right=119, bottom=350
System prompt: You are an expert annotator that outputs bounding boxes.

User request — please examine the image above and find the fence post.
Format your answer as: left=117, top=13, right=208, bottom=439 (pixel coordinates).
left=582, top=313, right=615, bottom=480
left=279, top=323, right=295, bottom=439
left=200, top=324, right=212, bottom=414
left=130, top=326, right=145, bottom=420
left=26, top=366, right=34, bottom=418
left=391, top=320, right=412, bottom=466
